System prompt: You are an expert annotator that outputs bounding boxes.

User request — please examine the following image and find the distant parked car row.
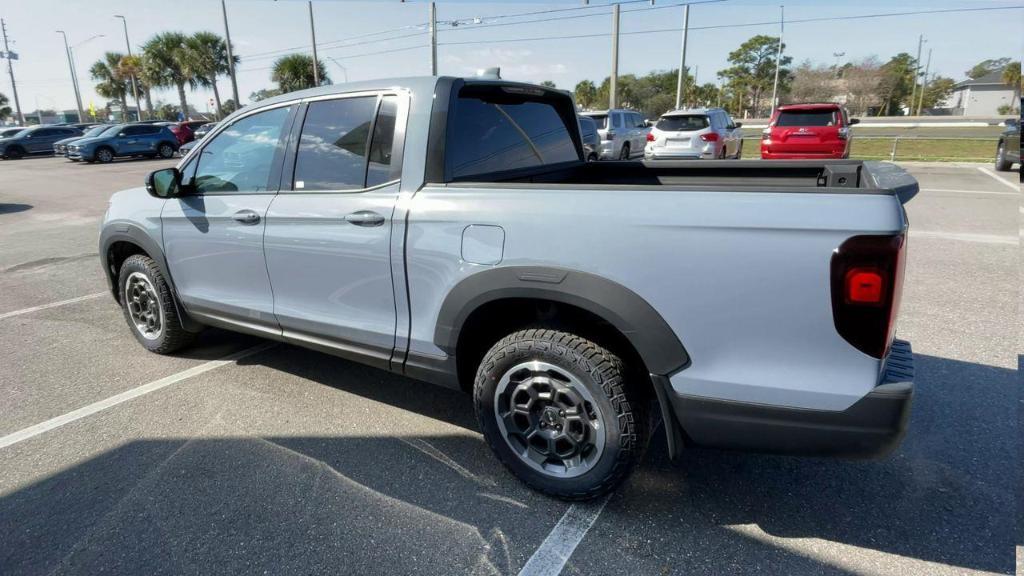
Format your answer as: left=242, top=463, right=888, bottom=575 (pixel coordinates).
left=0, top=120, right=213, bottom=162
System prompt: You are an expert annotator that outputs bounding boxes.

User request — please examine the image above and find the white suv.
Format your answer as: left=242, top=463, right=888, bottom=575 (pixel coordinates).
left=645, top=108, right=743, bottom=160
left=581, top=109, right=649, bottom=160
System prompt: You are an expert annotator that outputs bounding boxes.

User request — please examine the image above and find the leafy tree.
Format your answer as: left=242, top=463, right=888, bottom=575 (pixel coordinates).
left=220, top=99, right=240, bottom=116
left=142, top=32, right=196, bottom=118
left=718, top=35, right=791, bottom=116
left=965, top=57, right=1012, bottom=80
left=90, top=52, right=129, bottom=117
left=0, top=92, right=11, bottom=121
left=877, top=53, right=917, bottom=115
left=539, top=80, right=556, bottom=88
left=272, top=54, right=329, bottom=94
left=919, top=76, right=955, bottom=111
left=182, top=32, right=239, bottom=120
left=690, top=83, right=721, bottom=108
left=1002, top=61, right=1021, bottom=110
left=574, top=80, right=597, bottom=109
left=788, top=60, right=837, bottom=104
left=249, top=88, right=282, bottom=102
left=840, top=57, right=884, bottom=116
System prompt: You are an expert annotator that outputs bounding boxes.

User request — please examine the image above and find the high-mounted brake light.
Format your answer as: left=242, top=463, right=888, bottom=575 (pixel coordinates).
left=831, top=234, right=906, bottom=358
left=700, top=132, right=720, bottom=142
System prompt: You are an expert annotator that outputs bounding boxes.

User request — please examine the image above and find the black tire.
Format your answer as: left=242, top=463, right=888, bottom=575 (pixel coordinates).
left=735, top=143, right=743, bottom=159
left=157, top=142, right=175, bottom=159
left=5, top=146, right=24, bottom=160
left=587, top=153, right=599, bottom=162
left=117, top=254, right=196, bottom=354
left=619, top=143, right=630, bottom=160
left=995, top=140, right=1012, bottom=171
left=474, top=328, right=646, bottom=500
left=95, top=147, right=115, bottom=164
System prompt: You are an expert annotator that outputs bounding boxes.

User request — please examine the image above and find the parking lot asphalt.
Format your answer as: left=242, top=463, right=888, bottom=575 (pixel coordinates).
left=0, top=156, right=1019, bottom=575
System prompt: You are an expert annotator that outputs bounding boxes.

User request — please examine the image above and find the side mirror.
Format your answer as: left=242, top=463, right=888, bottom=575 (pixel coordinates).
left=1004, top=118, right=1019, bottom=129
left=849, top=118, right=861, bottom=125
left=146, top=167, right=183, bottom=198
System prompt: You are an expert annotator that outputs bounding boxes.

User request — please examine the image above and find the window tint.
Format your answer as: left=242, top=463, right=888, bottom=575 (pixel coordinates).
left=366, top=95, right=399, bottom=188
left=293, top=96, right=376, bottom=191
left=776, top=109, right=838, bottom=127
left=632, top=113, right=645, bottom=128
left=193, top=105, right=291, bottom=194
left=33, top=129, right=56, bottom=137
left=585, top=114, right=608, bottom=130
left=447, top=92, right=580, bottom=179
left=123, top=125, right=148, bottom=136
left=656, top=115, right=709, bottom=131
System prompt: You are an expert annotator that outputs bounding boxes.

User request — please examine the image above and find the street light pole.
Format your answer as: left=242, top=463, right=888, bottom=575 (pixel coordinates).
left=57, top=31, right=84, bottom=122
left=328, top=57, right=348, bottom=82
left=674, top=3, right=689, bottom=110
left=221, top=0, right=240, bottom=105
left=1, top=19, right=24, bottom=125
left=114, top=15, right=142, bottom=120
left=308, top=1, right=320, bottom=85
left=429, top=2, right=438, bottom=75
left=769, top=5, right=784, bottom=115
left=610, top=3, right=620, bottom=110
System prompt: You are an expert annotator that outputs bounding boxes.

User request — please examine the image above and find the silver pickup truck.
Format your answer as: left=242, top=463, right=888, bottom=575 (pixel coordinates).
left=100, top=76, right=917, bottom=500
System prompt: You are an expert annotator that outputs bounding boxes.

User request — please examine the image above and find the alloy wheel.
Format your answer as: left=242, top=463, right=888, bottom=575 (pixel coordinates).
left=124, top=272, right=163, bottom=341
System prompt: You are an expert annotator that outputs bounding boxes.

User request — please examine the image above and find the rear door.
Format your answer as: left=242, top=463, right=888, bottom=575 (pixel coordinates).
left=120, top=125, right=151, bottom=155
left=653, top=114, right=709, bottom=154
left=161, top=103, right=295, bottom=329
left=770, top=108, right=842, bottom=155
left=263, top=92, right=406, bottom=368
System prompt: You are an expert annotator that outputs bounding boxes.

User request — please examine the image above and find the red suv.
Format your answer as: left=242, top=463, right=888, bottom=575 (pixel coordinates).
left=165, top=121, right=210, bottom=146
left=761, top=103, right=859, bottom=159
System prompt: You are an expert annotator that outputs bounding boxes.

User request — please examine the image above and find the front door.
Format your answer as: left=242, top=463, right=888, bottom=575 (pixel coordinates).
left=264, top=93, right=405, bottom=368
left=161, top=104, right=295, bottom=332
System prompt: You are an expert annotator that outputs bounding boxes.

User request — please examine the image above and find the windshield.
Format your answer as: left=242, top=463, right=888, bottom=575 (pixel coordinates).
left=100, top=125, right=125, bottom=137
left=83, top=126, right=108, bottom=137
left=656, top=115, right=709, bottom=132
left=776, top=109, right=838, bottom=127
left=0, top=128, right=25, bottom=138
left=585, top=114, right=608, bottom=130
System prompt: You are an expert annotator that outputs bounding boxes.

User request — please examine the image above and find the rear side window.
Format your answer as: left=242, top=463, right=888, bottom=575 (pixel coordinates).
left=447, top=89, right=579, bottom=179
left=366, top=95, right=399, bottom=187
left=586, top=115, right=608, bottom=130
left=656, top=115, right=709, bottom=131
left=776, top=109, right=838, bottom=127
left=293, top=96, right=376, bottom=191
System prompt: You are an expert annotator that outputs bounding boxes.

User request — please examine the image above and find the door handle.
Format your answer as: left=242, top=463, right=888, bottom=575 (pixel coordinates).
left=344, top=210, right=385, bottom=227
left=232, top=210, right=261, bottom=225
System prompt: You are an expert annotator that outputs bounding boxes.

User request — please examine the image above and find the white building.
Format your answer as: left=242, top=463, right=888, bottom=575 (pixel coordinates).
left=945, top=70, right=1017, bottom=115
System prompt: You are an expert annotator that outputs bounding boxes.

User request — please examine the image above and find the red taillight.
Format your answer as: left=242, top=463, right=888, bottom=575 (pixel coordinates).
left=831, top=234, right=906, bottom=358
left=700, top=132, right=719, bottom=142
left=604, top=131, right=615, bottom=141
left=646, top=132, right=655, bottom=142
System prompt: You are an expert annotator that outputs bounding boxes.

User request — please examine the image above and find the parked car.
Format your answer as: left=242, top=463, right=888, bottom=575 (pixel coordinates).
left=0, top=127, right=25, bottom=138
left=578, top=116, right=600, bottom=161
left=581, top=108, right=648, bottom=160
left=193, top=122, right=217, bottom=140
left=54, top=125, right=114, bottom=158
left=68, top=124, right=178, bottom=163
left=101, top=76, right=916, bottom=500
left=166, top=120, right=210, bottom=145
left=995, top=117, right=1020, bottom=171
left=644, top=108, right=743, bottom=160
left=0, top=125, right=83, bottom=159
left=761, top=103, right=859, bottom=159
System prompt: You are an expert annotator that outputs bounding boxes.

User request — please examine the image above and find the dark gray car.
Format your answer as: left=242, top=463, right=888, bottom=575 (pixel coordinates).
left=995, top=117, right=1020, bottom=171
left=0, top=125, right=83, bottom=159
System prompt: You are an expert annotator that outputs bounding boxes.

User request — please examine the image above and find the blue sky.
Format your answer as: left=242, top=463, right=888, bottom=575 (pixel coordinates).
left=3, top=0, right=1022, bottom=114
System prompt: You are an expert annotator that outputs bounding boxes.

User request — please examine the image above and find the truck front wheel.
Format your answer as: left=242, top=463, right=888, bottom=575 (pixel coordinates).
left=474, top=328, right=646, bottom=500
left=117, top=254, right=196, bottom=354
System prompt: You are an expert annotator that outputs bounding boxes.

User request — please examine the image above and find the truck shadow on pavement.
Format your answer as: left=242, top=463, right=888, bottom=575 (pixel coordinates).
left=0, top=203, right=32, bottom=215
left=0, top=350, right=1014, bottom=575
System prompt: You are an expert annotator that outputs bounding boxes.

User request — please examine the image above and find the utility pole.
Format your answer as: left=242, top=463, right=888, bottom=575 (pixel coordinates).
left=769, top=5, right=784, bottom=116
left=429, top=2, right=438, bottom=75
left=832, top=51, right=845, bottom=77
left=1, top=19, right=24, bottom=125
left=308, top=1, right=320, bottom=85
left=674, top=3, right=689, bottom=110
left=222, top=0, right=240, bottom=105
left=908, top=34, right=924, bottom=116
left=610, top=3, right=620, bottom=109
left=916, top=48, right=932, bottom=116
left=56, top=31, right=84, bottom=122
left=114, top=16, right=142, bottom=120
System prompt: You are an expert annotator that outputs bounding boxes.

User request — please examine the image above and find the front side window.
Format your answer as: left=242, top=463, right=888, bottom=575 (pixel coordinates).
left=447, top=89, right=579, bottom=179
left=293, top=96, right=377, bottom=191
left=193, top=105, right=291, bottom=194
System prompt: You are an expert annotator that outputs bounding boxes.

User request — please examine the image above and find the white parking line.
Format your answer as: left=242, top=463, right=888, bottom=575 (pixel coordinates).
left=920, top=188, right=1018, bottom=197
left=518, top=494, right=611, bottom=576
left=0, top=342, right=275, bottom=450
left=976, top=167, right=1020, bottom=192
left=909, top=230, right=1018, bottom=245
left=0, top=292, right=106, bottom=320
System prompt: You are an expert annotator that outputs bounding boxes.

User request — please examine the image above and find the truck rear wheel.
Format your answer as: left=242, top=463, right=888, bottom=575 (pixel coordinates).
left=117, top=254, right=195, bottom=354
left=474, top=328, right=645, bottom=500
left=995, top=141, right=1012, bottom=171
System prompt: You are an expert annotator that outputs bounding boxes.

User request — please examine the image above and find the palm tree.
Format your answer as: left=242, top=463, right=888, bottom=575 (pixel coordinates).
left=90, top=52, right=129, bottom=118
left=272, top=54, right=329, bottom=94
left=117, top=54, right=150, bottom=119
left=182, top=31, right=238, bottom=120
left=141, top=32, right=195, bottom=118
left=0, top=92, right=11, bottom=121
left=1002, top=62, right=1021, bottom=112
